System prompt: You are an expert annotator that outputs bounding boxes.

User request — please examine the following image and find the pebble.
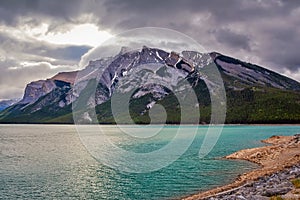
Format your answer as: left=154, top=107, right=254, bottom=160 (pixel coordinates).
left=205, top=164, right=300, bottom=199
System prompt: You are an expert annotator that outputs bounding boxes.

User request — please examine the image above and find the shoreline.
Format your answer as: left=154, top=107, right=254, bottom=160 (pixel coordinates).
left=0, top=123, right=300, bottom=126
left=183, top=134, right=300, bottom=200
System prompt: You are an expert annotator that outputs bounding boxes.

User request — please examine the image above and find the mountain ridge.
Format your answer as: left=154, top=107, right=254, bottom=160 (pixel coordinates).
left=1, top=47, right=300, bottom=124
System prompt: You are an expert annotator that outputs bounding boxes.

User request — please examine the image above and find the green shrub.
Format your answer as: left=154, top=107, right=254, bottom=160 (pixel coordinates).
left=269, top=196, right=284, bottom=200
left=291, top=179, right=300, bottom=188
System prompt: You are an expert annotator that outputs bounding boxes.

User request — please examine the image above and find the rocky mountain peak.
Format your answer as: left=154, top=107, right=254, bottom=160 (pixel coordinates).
left=19, top=80, right=57, bottom=105
left=50, top=71, right=78, bottom=84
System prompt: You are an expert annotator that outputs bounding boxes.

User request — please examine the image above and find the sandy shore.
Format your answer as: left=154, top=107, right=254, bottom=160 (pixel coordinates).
left=183, top=134, right=300, bottom=200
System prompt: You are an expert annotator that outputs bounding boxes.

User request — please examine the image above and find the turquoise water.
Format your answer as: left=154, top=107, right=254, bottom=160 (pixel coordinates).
left=0, top=125, right=299, bottom=200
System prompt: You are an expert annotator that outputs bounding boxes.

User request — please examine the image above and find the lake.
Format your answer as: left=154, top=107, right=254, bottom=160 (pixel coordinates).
left=0, top=125, right=299, bottom=199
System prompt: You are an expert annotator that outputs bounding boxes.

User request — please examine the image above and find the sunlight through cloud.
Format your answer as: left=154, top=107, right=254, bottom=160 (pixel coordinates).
left=39, top=23, right=113, bottom=47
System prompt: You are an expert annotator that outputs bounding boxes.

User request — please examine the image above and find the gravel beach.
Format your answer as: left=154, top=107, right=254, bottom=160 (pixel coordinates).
left=183, top=134, right=300, bottom=200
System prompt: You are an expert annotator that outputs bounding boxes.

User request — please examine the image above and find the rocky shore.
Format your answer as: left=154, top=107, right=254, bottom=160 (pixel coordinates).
left=204, top=164, right=300, bottom=200
left=183, top=134, right=300, bottom=200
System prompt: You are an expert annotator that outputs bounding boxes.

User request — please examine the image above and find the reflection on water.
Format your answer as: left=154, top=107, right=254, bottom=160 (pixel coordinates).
left=0, top=125, right=299, bottom=199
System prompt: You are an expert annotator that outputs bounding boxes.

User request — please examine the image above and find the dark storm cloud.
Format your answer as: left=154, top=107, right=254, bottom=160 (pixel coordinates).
left=0, top=0, right=300, bottom=98
left=0, top=31, right=91, bottom=63
left=262, top=40, right=300, bottom=72
left=0, top=30, right=91, bottom=98
left=0, top=60, right=75, bottom=99
left=35, top=45, right=91, bottom=63
left=98, top=0, right=300, bottom=81
left=100, top=0, right=285, bottom=30
left=212, top=28, right=252, bottom=51
left=96, top=0, right=300, bottom=77
left=0, top=0, right=85, bottom=25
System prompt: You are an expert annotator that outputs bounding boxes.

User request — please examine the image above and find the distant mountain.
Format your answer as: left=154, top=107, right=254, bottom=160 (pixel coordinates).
left=1, top=46, right=300, bottom=124
left=0, top=98, right=20, bottom=111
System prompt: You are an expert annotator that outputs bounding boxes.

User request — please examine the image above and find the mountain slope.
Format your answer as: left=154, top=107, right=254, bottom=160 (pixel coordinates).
left=214, top=53, right=300, bottom=91
left=1, top=47, right=300, bottom=124
left=0, top=98, right=20, bottom=111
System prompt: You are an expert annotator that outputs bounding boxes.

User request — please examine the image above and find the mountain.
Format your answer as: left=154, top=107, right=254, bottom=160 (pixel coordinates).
left=1, top=46, right=300, bottom=124
left=0, top=98, right=20, bottom=111
left=50, top=71, right=78, bottom=84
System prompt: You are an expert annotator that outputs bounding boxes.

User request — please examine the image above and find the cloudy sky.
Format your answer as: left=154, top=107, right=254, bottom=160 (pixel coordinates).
left=0, top=0, right=300, bottom=99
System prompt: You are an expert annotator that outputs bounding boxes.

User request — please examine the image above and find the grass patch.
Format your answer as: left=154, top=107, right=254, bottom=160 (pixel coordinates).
left=269, top=196, right=284, bottom=200
left=291, top=179, right=300, bottom=189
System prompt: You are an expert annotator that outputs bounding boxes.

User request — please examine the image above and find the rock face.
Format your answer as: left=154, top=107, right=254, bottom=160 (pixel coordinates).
left=19, top=80, right=57, bottom=105
left=214, top=54, right=300, bottom=91
left=76, top=46, right=198, bottom=108
left=14, top=71, right=77, bottom=111
left=50, top=71, right=78, bottom=84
